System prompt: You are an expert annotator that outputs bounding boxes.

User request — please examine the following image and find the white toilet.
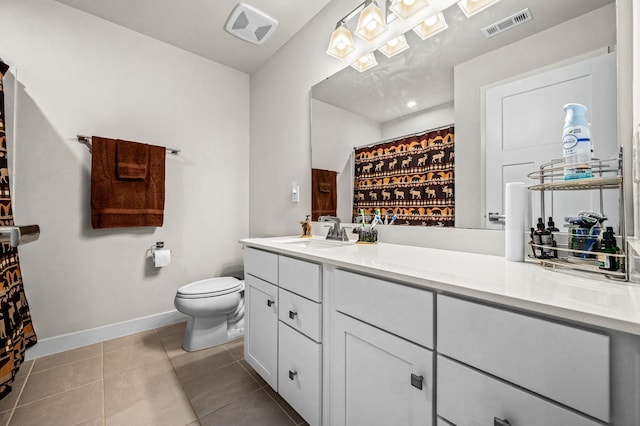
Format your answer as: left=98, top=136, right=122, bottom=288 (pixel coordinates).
left=174, top=277, right=245, bottom=351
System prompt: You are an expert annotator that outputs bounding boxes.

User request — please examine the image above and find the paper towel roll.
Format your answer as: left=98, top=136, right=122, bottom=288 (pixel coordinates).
left=505, top=182, right=526, bottom=262
left=153, top=248, right=171, bottom=268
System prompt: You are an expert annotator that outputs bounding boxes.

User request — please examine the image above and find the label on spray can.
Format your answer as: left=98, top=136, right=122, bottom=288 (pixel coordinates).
left=563, top=125, right=592, bottom=180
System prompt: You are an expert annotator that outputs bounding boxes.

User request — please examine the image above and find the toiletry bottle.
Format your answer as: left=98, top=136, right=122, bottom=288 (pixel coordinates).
left=530, top=227, right=541, bottom=258
left=301, top=215, right=312, bottom=238
left=562, top=103, right=592, bottom=180
left=547, top=217, right=559, bottom=232
left=598, top=227, right=619, bottom=271
left=538, top=218, right=553, bottom=258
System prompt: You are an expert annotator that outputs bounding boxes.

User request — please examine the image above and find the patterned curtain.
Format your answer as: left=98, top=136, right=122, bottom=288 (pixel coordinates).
left=0, top=60, right=37, bottom=399
left=353, top=126, right=454, bottom=226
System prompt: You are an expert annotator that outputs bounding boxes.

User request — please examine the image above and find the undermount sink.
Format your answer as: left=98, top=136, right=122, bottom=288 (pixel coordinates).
left=274, top=237, right=353, bottom=249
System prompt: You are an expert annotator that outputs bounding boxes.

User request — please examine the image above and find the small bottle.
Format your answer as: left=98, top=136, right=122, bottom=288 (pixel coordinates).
left=598, top=227, right=620, bottom=271
left=547, top=217, right=559, bottom=232
left=562, top=103, right=593, bottom=180
left=301, top=215, right=312, bottom=238
left=530, top=227, right=542, bottom=258
left=536, top=217, right=553, bottom=259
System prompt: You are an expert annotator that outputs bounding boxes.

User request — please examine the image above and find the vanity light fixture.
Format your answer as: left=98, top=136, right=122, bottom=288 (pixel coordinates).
left=355, top=0, right=388, bottom=41
left=327, top=21, right=356, bottom=59
left=457, top=0, right=501, bottom=17
left=351, top=52, right=378, bottom=72
left=412, top=12, right=448, bottom=40
left=378, top=34, right=409, bottom=58
left=389, top=0, right=429, bottom=19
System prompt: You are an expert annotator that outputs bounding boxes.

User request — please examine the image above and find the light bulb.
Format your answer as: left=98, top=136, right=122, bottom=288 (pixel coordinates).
left=406, top=100, right=417, bottom=108
left=366, top=20, right=378, bottom=31
left=337, top=41, right=346, bottom=51
left=404, top=0, right=416, bottom=5
left=388, top=37, right=399, bottom=47
left=424, top=15, right=438, bottom=26
left=359, top=56, right=370, bottom=64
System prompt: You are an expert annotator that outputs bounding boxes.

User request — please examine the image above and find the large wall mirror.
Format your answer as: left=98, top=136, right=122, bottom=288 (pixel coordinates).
left=311, top=0, right=618, bottom=231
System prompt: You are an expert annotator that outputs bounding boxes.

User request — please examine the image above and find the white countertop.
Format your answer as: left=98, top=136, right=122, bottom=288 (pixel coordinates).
left=240, top=236, right=640, bottom=336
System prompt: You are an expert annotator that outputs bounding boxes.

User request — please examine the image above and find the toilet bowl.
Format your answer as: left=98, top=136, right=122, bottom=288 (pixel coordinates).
left=174, top=277, right=245, bottom=351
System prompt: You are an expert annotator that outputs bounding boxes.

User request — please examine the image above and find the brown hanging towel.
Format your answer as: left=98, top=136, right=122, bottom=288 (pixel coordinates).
left=311, top=168, right=337, bottom=221
left=0, top=59, right=38, bottom=400
left=91, top=137, right=166, bottom=228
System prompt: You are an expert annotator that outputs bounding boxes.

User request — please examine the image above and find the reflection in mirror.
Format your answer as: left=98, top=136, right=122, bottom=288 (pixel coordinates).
left=311, top=0, right=616, bottom=229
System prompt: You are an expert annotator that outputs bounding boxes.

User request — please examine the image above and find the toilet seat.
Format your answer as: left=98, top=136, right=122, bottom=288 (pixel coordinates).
left=177, top=277, right=243, bottom=299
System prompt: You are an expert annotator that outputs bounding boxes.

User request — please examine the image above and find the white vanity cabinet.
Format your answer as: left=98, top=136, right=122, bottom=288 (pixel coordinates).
left=243, top=247, right=323, bottom=426
left=437, top=295, right=610, bottom=425
left=244, top=248, right=279, bottom=390
left=328, top=269, right=434, bottom=426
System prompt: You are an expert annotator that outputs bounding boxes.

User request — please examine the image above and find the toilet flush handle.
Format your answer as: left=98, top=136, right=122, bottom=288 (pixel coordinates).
left=289, top=310, right=297, bottom=320
left=267, top=299, right=275, bottom=307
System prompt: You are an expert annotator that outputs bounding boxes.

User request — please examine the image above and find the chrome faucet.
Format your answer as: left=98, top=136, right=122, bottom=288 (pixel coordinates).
left=318, top=216, right=349, bottom=241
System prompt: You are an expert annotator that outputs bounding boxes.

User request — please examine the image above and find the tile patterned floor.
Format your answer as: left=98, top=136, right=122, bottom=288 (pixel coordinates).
left=0, top=323, right=308, bottom=426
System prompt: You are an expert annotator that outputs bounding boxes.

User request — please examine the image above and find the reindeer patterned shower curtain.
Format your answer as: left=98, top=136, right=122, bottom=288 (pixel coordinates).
left=0, top=60, right=37, bottom=399
left=353, top=126, right=455, bottom=226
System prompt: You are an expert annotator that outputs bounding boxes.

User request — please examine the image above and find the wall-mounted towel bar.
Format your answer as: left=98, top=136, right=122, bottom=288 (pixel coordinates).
left=0, top=225, right=40, bottom=247
left=77, top=135, right=181, bottom=155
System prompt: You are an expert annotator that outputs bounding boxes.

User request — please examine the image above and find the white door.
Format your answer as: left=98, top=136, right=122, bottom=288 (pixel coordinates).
left=329, top=312, right=433, bottom=426
left=485, top=53, right=618, bottom=231
left=244, top=274, right=278, bottom=390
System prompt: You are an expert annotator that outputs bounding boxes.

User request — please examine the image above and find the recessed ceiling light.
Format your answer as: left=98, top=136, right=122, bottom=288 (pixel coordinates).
left=407, top=100, right=417, bottom=108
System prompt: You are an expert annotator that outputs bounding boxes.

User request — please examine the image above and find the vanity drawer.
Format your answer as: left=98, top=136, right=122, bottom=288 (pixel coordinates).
left=278, top=256, right=322, bottom=302
left=244, top=247, right=278, bottom=284
left=278, top=288, right=322, bottom=342
left=278, top=322, right=322, bottom=426
left=437, top=356, right=601, bottom=426
left=437, top=295, right=609, bottom=422
left=333, top=269, right=433, bottom=349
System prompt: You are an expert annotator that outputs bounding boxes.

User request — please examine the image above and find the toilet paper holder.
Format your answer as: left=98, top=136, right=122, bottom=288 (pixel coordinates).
left=149, top=241, right=171, bottom=267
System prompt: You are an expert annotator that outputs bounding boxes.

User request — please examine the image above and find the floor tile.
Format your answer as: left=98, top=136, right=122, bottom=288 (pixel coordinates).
left=199, top=388, right=296, bottom=426
left=32, top=343, right=102, bottom=373
left=18, top=356, right=102, bottom=405
left=0, top=360, right=33, bottom=413
left=223, top=338, right=244, bottom=361
left=0, top=410, right=11, bottom=426
left=159, top=329, right=189, bottom=359
left=104, top=357, right=196, bottom=426
left=103, top=339, right=168, bottom=378
left=73, top=416, right=105, bottom=426
left=103, top=329, right=160, bottom=354
left=180, top=361, right=261, bottom=419
left=264, top=385, right=305, bottom=425
left=238, top=359, right=268, bottom=388
left=155, top=321, right=187, bottom=340
left=170, top=345, right=236, bottom=383
left=10, top=381, right=102, bottom=426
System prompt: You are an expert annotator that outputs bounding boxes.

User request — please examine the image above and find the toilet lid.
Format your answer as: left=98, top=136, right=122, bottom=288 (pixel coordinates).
left=177, top=277, right=243, bottom=298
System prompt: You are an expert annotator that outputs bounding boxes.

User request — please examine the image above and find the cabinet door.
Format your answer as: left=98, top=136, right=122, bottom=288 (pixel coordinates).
left=329, top=312, right=433, bottom=426
left=244, top=274, right=278, bottom=390
left=278, top=322, right=322, bottom=426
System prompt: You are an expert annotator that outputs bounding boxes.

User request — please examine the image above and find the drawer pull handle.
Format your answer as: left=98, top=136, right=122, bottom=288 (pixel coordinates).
left=289, top=310, right=298, bottom=320
left=289, top=370, right=297, bottom=380
left=410, top=374, right=423, bottom=390
left=266, top=299, right=274, bottom=307
left=494, top=417, right=511, bottom=426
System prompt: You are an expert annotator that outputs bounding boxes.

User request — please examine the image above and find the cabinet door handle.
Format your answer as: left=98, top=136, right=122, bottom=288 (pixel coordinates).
left=289, top=370, right=297, bottom=380
left=266, top=299, right=274, bottom=307
left=410, top=374, right=423, bottom=390
left=494, top=417, right=511, bottom=426
left=289, top=310, right=297, bottom=320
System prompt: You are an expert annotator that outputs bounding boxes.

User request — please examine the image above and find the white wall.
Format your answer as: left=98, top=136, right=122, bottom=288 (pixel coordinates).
left=455, top=4, right=617, bottom=228
left=381, top=102, right=455, bottom=140
left=311, top=99, right=381, bottom=221
left=0, top=0, right=250, bottom=339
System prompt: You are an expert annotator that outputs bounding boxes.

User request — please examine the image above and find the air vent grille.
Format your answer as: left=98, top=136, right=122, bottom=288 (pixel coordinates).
left=482, top=8, right=532, bottom=38
left=225, top=3, right=279, bottom=45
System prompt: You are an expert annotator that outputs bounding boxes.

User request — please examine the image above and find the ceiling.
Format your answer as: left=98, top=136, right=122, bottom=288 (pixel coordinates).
left=52, top=0, right=332, bottom=74
left=312, top=0, right=615, bottom=124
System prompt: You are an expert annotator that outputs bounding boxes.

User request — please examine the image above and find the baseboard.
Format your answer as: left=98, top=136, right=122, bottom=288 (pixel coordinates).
left=25, top=310, right=188, bottom=360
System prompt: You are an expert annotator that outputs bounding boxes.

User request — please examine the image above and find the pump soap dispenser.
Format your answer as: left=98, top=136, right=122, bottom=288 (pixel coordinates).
left=301, top=215, right=312, bottom=238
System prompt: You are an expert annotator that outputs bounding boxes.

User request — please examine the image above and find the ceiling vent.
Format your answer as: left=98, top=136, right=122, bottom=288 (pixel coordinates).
left=482, top=8, right=532, bottom=38
left=225, top=3, right=279, bottom=45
